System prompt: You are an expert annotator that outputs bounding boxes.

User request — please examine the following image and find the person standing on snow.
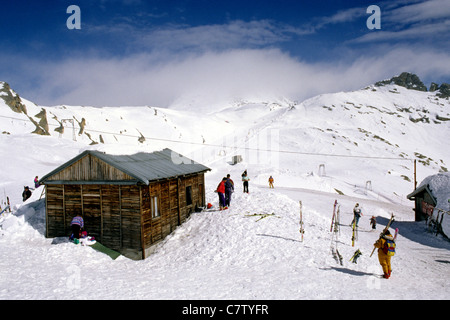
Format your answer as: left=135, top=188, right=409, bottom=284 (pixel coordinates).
left=216, top=177, right=227, bottom=210
left=70, top=214, right=84, bottom=240
left=242, top=170, right=250, bottom=193
left=373, top=229, right=396, bottom=279
left=22, top=186, right=32, bottom=202
left=34, top=176, right=40, bottom=189
left=370, top=216, right=377, bottom=230
left=268, top=176, right=274, bottom=188
left=351, top=203, right=363, bottom=227
left=225, top=174, right=234, bottom=207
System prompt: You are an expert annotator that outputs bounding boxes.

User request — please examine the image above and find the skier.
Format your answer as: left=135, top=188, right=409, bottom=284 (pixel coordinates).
left=242, top=170, right=250, bottom=193
left=370, top=216, right=377, bottom=230
left=216, top=177, right=227, bottom=210
left=34, top=176, right=40, bottom=189
left=373, top=229, right=396, bottom=279
left=350, top=203, right=363, bottom=227
left=22, top=186, right=32, bottom=202
left=225, top=174, right=234, bottom=207
left=70, top=214, right=84, bottom=240
left=268, top=176, right=274, bottom=188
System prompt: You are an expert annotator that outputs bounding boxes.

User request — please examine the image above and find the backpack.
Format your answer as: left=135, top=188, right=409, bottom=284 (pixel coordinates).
left=383, top=238, right=396, bottom=256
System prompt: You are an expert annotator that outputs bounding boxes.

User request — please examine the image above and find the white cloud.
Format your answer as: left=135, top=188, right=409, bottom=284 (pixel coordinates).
left=315, top=7, right=366, bottom=29
left=384, top=0, right=450, bottom=25
left=351, top=0, right=450, bottom=44
left=352, top=19, right=450, bottom=42
left=85, top=19, right=312, bottom=54
left=13, top=45, right=449, bottom=111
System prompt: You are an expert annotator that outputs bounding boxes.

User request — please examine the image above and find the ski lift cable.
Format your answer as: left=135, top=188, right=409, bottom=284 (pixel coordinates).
left=0, top=114, right=413, bottom=161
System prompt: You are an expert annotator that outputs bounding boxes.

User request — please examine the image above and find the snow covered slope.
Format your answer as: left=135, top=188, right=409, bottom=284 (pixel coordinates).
left=0, top=75, right=449, bottom=300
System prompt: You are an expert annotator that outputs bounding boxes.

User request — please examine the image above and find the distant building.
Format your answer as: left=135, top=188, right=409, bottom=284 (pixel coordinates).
left=39, top=148, right=210, bottom=259
left=407, top=172, right=450, bottom=238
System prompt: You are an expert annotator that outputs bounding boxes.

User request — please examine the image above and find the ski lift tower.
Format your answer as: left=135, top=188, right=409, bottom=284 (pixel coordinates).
left=61, top=119, right=76, bottom=141
left=318, top=164, right=326, bottom=177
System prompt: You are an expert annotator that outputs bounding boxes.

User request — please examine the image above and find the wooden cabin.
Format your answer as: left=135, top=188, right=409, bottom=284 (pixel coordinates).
left=39, top=148, right=210, bottom=259
left=407, top=184, right=437, bottom=221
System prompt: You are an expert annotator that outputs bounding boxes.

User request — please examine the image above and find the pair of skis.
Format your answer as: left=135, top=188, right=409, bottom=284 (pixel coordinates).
left=370, top=213, right=396, bottom=257
left=0, top=206, right=10, bottom=216
left=351, top=220, right=358, bottom=247
left=330, top=200, right=339, bottom=232
left=0, top=196, right=11, bottom=215
left=349, top=249, right=362, bottom=263
left=330, top=200, right=343, bottom=265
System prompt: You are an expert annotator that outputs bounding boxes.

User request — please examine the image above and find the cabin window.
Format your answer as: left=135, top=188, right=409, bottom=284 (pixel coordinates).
left=151, top=196, right=160, bottom=218
left=186, top=186, right=192, bottom=206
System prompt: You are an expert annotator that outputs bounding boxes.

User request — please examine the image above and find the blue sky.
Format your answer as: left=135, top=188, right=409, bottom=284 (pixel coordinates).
left=1, top=0, right=449, bottom=107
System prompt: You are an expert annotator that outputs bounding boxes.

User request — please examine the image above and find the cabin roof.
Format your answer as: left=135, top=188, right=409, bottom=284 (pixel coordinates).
left=406, top=184, right=437, bottom=205
left=39, top=148, right=210, bottom=185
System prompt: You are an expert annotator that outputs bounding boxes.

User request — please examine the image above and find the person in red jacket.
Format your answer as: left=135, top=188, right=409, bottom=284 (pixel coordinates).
left=216, top=177, right=227, bottom=210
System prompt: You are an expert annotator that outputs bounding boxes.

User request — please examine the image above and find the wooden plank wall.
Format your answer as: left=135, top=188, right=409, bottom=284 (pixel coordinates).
left=82, top=185, right=101, bottom=240
left=46, top=185, right=64, bottom=237
left=101, top=185, right=121, bottom=250
left=45, top=154, right=135, bottom=182
left=46, top=184, right=141, bottom=251
left=64, top=185, right=82, bottom=235
left=120, top=185, right=141, bottom=250
left=141, top=173, right=206, bottom=251
left=46, top=172, right=206, bottom=258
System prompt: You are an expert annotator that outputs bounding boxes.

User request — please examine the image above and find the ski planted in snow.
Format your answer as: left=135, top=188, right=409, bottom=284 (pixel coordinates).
left=351, top=220, right=357, bottom=247
left=337, top=249, right=343, bottom=265
left=299, top=201, right=304, bottom=242
left=330, top=200, right=338, bottom=232
left=370, top=213, right=395, bottom=257
left=0, top=206, right=10, bottom=216
left=330, top=203, right=343, bottom=265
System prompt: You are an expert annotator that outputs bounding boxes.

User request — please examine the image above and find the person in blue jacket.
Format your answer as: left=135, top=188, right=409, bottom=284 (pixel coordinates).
left=225, top=174, right=234, bottom=207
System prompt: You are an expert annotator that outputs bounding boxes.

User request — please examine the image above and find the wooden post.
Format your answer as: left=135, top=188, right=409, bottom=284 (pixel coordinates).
left=119, top=185, right=122, bottom=250
left=100, top=185, right=103, bottom=244
left=414, top=159, right=417, bottom=189
left=177, top=178, right=182, bottom=226
left=62, top=185, right=66, bottom=235
left=45, top=185, right=49, bottom=237
left=80, top=185, right=84, bottom=218
left=139, top=186, right=145, bottom=260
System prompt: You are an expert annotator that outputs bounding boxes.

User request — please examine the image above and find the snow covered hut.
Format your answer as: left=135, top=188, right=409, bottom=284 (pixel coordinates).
left=407, top=172, right=450, bottom=238
left=39, top=148, right=210, bottom=259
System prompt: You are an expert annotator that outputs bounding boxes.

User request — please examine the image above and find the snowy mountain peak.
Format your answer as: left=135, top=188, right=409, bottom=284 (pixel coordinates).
left=374, top=72, right=450, bottom=98
left=375, top=72, right=428, bottom=92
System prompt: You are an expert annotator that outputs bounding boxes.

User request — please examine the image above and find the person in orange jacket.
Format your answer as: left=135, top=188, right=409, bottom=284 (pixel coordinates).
left=373, top=230, right=395, bottom=279
left=268, top=176, right=274, bottom=188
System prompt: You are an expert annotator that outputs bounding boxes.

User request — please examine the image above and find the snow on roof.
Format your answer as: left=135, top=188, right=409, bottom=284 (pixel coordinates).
left=418, top=172, right=450, bottom=212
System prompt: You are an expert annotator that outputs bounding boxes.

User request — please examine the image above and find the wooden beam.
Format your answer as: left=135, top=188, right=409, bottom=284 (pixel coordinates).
left=63, top=185, right=66, bottom=235
left=100, top=185, right=103, bottom=243
left=139, top=186, right=145, bottom=260
left=119, top=185, right=122, bottom=249
left=45, top=185, right=49, bottom=237
left=177, top=178, right=181, bottom=226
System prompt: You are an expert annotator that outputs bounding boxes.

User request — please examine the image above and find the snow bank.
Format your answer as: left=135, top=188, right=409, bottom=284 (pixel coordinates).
left=418, top=172, right=450, bottom=237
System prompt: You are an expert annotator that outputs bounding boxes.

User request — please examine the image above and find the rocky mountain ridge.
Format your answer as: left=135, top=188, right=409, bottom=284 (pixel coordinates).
left=375, top=72, right=450, bottom=98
